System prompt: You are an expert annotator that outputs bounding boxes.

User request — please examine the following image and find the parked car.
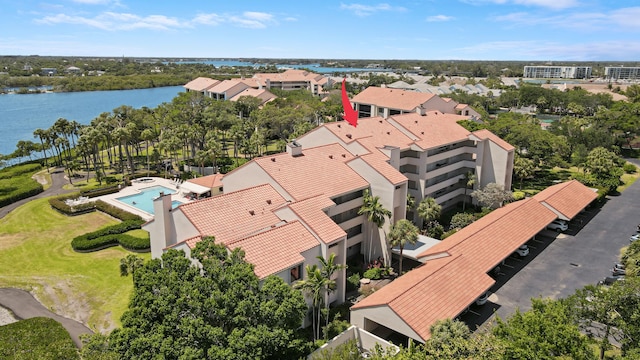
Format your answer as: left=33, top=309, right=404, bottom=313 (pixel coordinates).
left=514, top=244, right=530, bottom=257
left=547, top=219, right=568, bottom=232
left=598, top=275, right=624, bottom=286
left=611, top=263, right=626, bottom=276
left=630, top=233, right=640, bottom=242
left=475, top=292, right=489, bottom=306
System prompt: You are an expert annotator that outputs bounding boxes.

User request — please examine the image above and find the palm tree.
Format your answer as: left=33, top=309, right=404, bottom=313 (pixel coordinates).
left=358, top=189, right=391, bottom=264
left=33, top=128, right=50, bottom=172
left=417, top=197, right=442, bottom=228
left=293, top=265, right=327, bottom=341
left=119, top=255, right=144, bottom=279
left=387, top=219, right=419, bottom=274
left=462, top=171, right=476, bottom=211
left=317, top=254, right=346, bottom=340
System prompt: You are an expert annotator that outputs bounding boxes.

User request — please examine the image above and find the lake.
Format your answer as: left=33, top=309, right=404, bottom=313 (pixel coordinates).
left=0, top=86, right=184, bottom=156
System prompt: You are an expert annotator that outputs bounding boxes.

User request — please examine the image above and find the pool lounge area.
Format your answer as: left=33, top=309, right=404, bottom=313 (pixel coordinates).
left=97, top=177, right=190, bottom=220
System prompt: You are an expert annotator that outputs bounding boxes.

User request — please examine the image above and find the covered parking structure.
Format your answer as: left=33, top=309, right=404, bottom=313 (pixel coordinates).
left=349, top=181, right=599, bottom=344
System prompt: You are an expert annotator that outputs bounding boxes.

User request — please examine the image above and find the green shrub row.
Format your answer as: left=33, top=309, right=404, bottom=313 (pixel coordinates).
left=48, top=194, right=94, bottom=215
left=0, top=317, right=79, bottom=360
left=0, top=163, right=42, bottom=179
left=72, top=233, right=150, bottom=252
left=80, top=186, right=120, bottom=198
left=0, top=180, right=43, bottom=207
left=93, top=200, right=143, bottom=221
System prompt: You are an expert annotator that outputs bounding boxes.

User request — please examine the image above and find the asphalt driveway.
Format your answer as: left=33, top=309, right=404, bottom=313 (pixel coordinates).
left=462, top=165, right=640, bottom=329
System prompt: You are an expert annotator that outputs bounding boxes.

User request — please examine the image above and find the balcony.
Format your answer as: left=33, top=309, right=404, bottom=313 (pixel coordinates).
left=425, top=174, right=465, bottom=194
left=427, top=160, right=475, bottom=179
left=427, top=146, right=475, bottom=163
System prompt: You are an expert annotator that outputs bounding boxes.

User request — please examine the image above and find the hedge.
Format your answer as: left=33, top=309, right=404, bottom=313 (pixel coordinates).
left=71, top=219, right=147, bottom=251
left=80, top=186, right=120, bottom=198
left=93, top=200, right=143, bottom=221
left=0, top=181, right=44, bottom=207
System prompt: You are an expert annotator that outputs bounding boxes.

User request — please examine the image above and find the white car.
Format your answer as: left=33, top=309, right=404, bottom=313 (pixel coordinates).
left=515, top=244, right=530, bottom=257
left=630, top=233, right=640, bottom=242
left=547, top=219, right=568, bottom=232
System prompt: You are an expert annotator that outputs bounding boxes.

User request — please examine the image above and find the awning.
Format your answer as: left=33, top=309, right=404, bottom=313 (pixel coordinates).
left=180, top=181, right=210, bottom=195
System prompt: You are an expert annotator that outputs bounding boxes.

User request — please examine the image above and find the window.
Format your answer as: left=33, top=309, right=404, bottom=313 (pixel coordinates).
left=290, top=264, right=302, bottom=282
left=330, top=207, right=361, bottom=224
left=345, top=224, right=362, bottom=239
left=332, top=190, right=363, bottom=205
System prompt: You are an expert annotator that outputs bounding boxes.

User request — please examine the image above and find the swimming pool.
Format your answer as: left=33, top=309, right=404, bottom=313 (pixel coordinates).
left=115, top=185, right=181, bottom=215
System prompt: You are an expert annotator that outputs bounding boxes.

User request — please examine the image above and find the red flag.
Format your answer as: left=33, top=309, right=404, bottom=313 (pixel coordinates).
left=341, top=78, right=358, bottom=127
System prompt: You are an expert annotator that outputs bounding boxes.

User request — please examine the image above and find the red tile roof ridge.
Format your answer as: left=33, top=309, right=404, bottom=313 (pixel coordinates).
left=167, top=234, right=202, bottom=250
left=285, top=193, right=335, bottom=208
left=472, top=129, right=515, bottom=151
left=224, top=220, right=291, bottom=246
left=178, top=183, right=283, bottom=210
left=417, top=198, right=539, bottom=258
left=352, top=255, right=463, bottom=309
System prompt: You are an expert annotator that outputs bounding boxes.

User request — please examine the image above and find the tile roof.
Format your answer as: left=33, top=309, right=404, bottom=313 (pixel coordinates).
left=253, top=143, right=370, bottom=201
left=208, top=79, right=249, bottom=94
left=252, top=69, right=327, bottom=86
left=178, top=184, right=287, bottom=245
left=418, top=198, right=557, bottom=273
left=351, top=86, right=437, bottom=111
left=227, top=221, right=318, bottom=279
left=323, top=116, right=416, bottom=148
left=229, top=88, right=277, bottom=105
left=533, top=180, right=598, bottom=219
left=389, top=112, right=471, bottom=150
left=183, top=77, right=220, bottom=92
left=187, top=173, right=224, bottom=189
left=472, top=129, right=515, bottom=151
left=352, top=255, right=494, bottom=341
left=287, top=195, right=345, bottom=244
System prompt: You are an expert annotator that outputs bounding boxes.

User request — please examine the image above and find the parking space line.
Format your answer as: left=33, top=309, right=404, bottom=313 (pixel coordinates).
left=510, top=257, right=522, bottom=262
left=468, top=310, right=481, bottom=316
left=502, top=263, right=514, bottom=269
left=532, top=239, right=544, bottom=244
left=528, top=245, right=537, bottom=250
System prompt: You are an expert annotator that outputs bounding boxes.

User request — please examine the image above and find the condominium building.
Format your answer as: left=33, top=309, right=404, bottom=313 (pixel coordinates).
left=605, top=66, right=640, bottom=80
left=523, top=66, right=592, bottom=79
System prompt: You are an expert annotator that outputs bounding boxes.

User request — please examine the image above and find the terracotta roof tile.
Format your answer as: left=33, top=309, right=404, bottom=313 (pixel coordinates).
left=472, top=129, right=515, bottom=151
left=287, top=196, right=345, bottom=244
left=389, top=112, right=471, bottom=150
left=178, top=184, right=286, bottom=245
left=418, top=198, right=557, bottom=272
left=324, top=116, right=417, bottom=147
left=229, top=88, right=277, bottom=105
left=533, top=180, right=598, bottom=219
left=252, top=69, right=327, bottom=86
left=352, top=255, right=494, bottom=341
left=183, top=77, right=220, bottom=92
left=187, top=173, right=223, bottom=189
left=253, top=143, right=370, bottom=201
left=208, top=79, right=249, bottom=94
left=228, top=221, right=318, bottom=279
left=352, top=87, right=436, bottom=111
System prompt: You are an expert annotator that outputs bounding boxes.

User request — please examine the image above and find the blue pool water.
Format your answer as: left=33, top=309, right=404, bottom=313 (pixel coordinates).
left=116, top=185, right=181, bottom=215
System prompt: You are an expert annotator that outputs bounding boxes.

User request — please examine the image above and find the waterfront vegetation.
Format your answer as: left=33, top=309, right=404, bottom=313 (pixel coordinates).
left=0, top=163, right=44, bottom=207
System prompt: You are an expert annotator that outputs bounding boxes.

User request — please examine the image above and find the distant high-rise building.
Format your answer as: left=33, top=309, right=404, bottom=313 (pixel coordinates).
left=604, top=66, right=640, bottom=80
left=523, top=66, right=592, bottom=79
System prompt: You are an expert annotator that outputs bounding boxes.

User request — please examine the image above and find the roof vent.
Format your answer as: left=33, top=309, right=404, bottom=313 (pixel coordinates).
left=249, top=210, right=255, bottom=216
left=346, top=134, right=352, bottom=139
left=266, top=199, right=272, bottom=205
left=386, top=131, right=391, bottom=135
left=421, top=131, right=425, bottom=135
left=329, top=155, right=333, bottom=159
left=271, top=158, right=276, bottom=162
left=379, top=120, right=383, bottom=123
left=341, top=154, right=346, bottom=158
left=414, top=120, right=418, bottom=124
left=337, top=124, right=341, bottom=128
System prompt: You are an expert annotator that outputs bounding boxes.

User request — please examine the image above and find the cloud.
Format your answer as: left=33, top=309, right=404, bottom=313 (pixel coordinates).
left=340, top=3, right=406, bottom=17
left=460, top=0, right=578, bottom=10
left=495, top=7, right=640, bottom=31
left=35, top=10, right=285, bottom=31
left=35, top=12, right=190, bottom=31
left=455, top=40, right=640, bottom=61
left=427, top=14, right=454, bottom=22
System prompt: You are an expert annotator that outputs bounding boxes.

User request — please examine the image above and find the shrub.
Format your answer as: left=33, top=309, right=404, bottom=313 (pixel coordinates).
left=81, top=186, right=120, bottom=198
left=363, top=267, right=385, bottom=280
left=71, top=219, right=147, bottom=252
left=346, top=273, right=361, bottom=292
left=441, top=229, right=458, bottom=239
left=623, top=163, right=637, bottom=174
left=94, top=200, right=143, bottom=221
left=0, top=317, right=79, bottom=360
left=449, top=212, right=476, bottom=230
left=512, top=191, right=526, bottom=201
left=0, top=163, right=44, bottom=207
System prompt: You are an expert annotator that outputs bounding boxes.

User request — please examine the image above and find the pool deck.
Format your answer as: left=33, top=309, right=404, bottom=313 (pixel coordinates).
left=97, top=177, right=191, bottom=221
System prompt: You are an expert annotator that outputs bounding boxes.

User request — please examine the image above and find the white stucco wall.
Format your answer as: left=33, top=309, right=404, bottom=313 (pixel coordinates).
left=351, top=306, right=423, bottom=343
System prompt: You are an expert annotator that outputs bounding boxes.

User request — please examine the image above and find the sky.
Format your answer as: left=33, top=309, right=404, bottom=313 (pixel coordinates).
left=1, top=0, right=640, bottom=61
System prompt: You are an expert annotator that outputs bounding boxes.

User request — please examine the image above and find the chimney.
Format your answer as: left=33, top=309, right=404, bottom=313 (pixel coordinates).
left=151, top=192, right=175, bottom=259
left=287, top=139, right=303, bottom=157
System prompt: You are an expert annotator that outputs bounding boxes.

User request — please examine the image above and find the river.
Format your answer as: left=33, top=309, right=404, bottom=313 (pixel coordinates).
left=0, top=86, right=184, bottom=156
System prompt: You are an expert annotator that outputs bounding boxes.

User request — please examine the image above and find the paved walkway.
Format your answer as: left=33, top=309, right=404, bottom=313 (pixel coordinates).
left=0, top=167, right=75, bottom=219
left=0, top=288, right=92, bottom=348
left=0, top=167, right=92, bottom=348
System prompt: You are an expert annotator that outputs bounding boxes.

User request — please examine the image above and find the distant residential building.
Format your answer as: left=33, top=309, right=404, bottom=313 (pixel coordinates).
left=41, top=68, right=57, bottom=76
left=605, top=66, right=640, bottom=80
left=249, top=69, right=331, bottom=96
left=350, top=86, right=482, bottom=119
left=523, top=66, right=592, bottom=79
left=65, top=66, right=82, bottom=74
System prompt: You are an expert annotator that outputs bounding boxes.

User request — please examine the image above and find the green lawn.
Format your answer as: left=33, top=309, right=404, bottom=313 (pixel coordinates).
left=0, top=198, right=150, bottom=333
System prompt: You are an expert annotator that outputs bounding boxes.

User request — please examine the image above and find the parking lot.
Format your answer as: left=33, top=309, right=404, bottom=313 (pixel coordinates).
left=459, top=169, right=640, bottom=331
